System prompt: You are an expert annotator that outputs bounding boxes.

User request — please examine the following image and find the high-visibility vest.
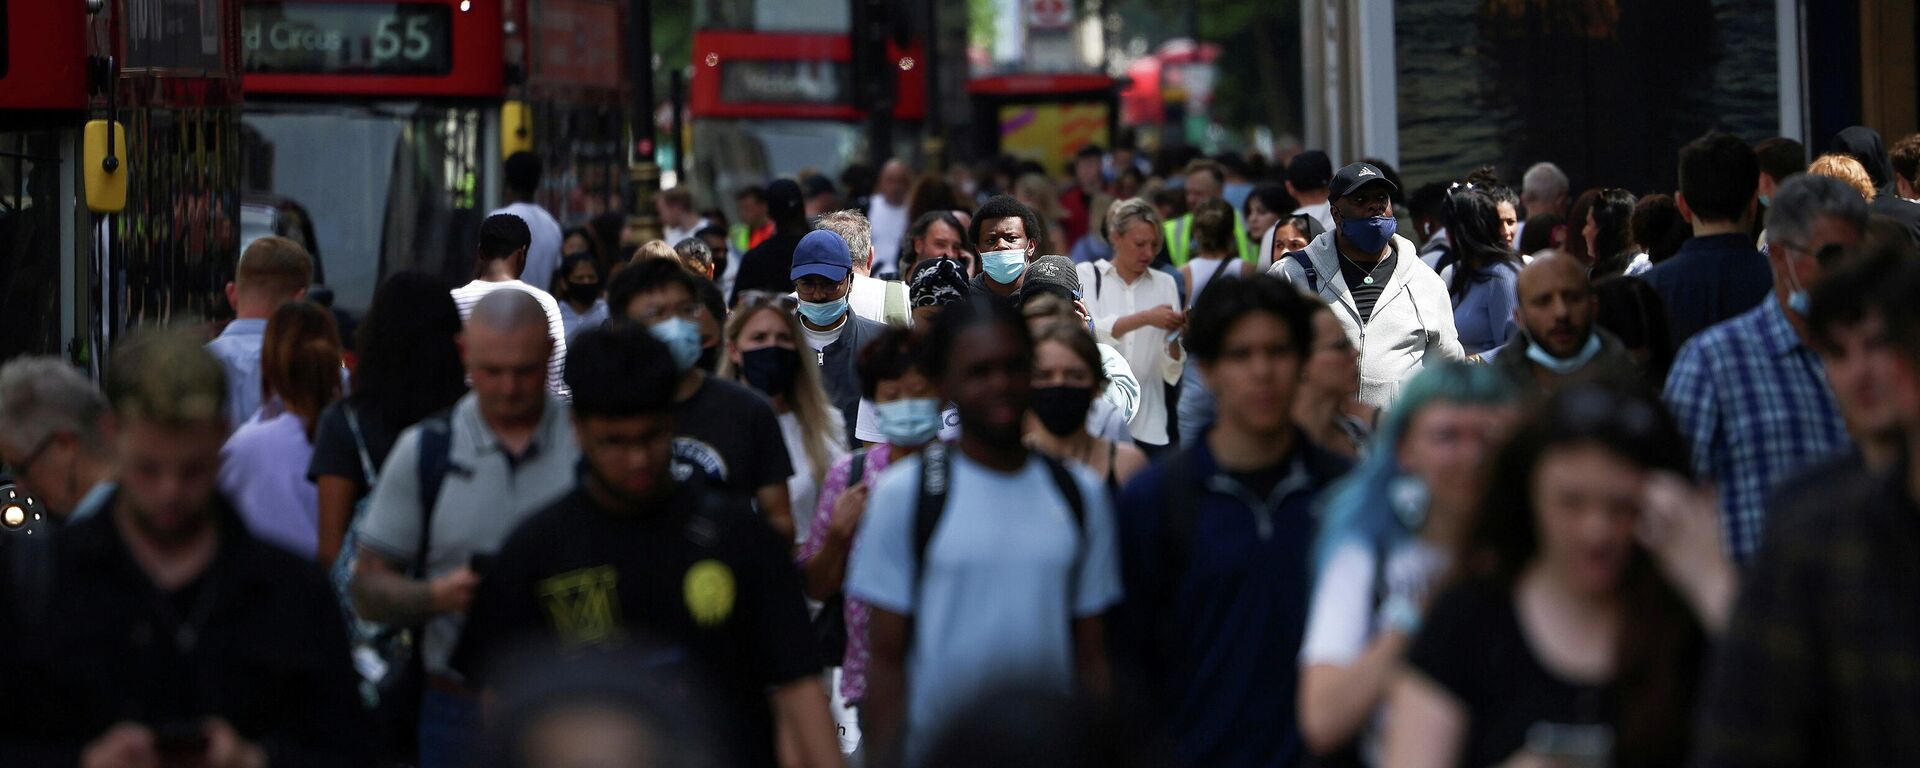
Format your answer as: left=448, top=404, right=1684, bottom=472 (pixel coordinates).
left=1162, top=209, right=1256, bottom=267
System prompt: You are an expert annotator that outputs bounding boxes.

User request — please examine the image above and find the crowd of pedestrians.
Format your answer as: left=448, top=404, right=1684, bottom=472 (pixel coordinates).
left=2, top=125, right=1920, bottom=768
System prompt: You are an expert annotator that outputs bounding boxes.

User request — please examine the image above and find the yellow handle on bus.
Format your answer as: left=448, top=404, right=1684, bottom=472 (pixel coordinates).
left=502, top=101, right=534, bottom=160
left=83, top=120, right=128, bottom=214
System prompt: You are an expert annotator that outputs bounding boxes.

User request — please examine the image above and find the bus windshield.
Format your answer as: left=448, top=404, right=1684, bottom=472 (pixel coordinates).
left=242, top=101, right=486, bottom=315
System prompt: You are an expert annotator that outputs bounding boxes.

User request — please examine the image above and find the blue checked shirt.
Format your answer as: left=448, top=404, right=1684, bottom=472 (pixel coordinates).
left=1663, top=299, right=1852, bottom=562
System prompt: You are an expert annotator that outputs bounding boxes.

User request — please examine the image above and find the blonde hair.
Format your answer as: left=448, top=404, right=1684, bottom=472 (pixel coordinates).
left=1105, top=197, right=1163, bottom=246
left=716, top=299, right=841, bottom=489
left=106, top=328, right=228, bottom=427
left=633, top=240, right=678, bottom=264
left=1809, top=154, right=1877, bottom=202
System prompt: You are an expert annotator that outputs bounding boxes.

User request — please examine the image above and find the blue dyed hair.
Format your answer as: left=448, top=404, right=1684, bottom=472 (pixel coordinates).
left=1310, top=363, right=1518, bottom=575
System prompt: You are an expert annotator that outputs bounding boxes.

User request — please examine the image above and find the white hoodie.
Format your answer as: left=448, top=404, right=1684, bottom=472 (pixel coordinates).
left=1268, top=231, right=1464, bottom=409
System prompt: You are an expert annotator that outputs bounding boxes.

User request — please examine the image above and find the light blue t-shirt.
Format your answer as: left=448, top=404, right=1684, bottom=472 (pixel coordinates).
left=845, top=449, right=1122, bottom=761
left=206, top=318, right=266, bottom=429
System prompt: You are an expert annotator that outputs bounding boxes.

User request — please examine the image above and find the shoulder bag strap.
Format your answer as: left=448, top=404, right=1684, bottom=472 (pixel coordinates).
left=413, top=415, right=455, bottom=576
left=343, top=403, right=380, bottom=488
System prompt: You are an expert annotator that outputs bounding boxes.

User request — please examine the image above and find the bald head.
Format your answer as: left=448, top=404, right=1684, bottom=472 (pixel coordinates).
left=464, top=288, right=554, bottom=423
left=879, top=159, right=912, bottom=204
left=1517, top=253, right=1589, bottom=299
left=1516, top=254, right=1598, bottom=360
left=469, top=288, right=551, bottom=335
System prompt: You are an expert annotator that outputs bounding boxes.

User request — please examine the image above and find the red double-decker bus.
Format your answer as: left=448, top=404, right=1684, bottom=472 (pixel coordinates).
left=239, top=0, right=628, bottom=317
left=0, top=0, right=245, bottom=368
left=687, top=14, right=926, bottom=214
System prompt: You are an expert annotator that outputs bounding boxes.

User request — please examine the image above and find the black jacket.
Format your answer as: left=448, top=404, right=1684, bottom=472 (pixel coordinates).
left=1491, top=327, right=1641, bottom=400
left=730, top=230, right=807, bottom=306
left=819, top=312, right=889, bottom=445
left=0, top=492, right=369, bottom=767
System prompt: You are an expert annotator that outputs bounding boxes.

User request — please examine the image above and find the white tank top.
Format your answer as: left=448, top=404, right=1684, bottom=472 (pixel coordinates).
left=1187, top=255, right=1245, bottom=302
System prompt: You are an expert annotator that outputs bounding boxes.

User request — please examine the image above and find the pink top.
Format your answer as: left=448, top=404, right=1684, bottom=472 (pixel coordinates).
left=797, top=446, right=898, bottom=703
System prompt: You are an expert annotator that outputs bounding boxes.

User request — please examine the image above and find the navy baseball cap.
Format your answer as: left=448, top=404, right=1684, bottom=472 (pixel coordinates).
left=1328, top=161, right=1399, bottom=203
left=790, top=230, right=853, bottom=282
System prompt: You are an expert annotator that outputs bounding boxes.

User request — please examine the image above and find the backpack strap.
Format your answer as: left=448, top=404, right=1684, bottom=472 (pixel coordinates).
left=911, top=442, right=951, bottom=593
left=882, top=281, right=909, bottom=326
left=847, top=448, right=869, bottom=488
left=413, top=412, right=457, bottom=576
left=1283, top=250, right=1320, bottom=294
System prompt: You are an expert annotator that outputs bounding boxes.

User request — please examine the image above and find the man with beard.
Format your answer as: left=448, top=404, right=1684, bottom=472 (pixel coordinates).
left=1490, top=253, right=1639, bottom=399
left=0, top=330, right=366, bottom=766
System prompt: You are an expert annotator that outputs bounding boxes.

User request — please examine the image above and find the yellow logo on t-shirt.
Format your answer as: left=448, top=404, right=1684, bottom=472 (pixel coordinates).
left=683, top=559, right=736, bottom=627
left=538, top=566, right=624, bottom=647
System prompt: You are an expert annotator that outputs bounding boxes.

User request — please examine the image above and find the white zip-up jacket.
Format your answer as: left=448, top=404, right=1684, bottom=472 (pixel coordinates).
left=1268, top=232, right=1463, bottom=409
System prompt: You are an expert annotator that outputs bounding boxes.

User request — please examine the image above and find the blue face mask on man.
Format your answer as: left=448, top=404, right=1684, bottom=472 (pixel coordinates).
left=798, top=296, right=849, bottom=326
left=649, top=316, right=703, bottom=373
left=982, top=249, right=1028, bottom=284
left=1338, top=215, right=1398, bottom=255
left=1525, top=329, right=1603, bottom=374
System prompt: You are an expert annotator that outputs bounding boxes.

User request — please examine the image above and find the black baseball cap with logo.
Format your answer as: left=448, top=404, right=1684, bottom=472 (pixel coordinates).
left=1328, top=162, right=1400, bottom=203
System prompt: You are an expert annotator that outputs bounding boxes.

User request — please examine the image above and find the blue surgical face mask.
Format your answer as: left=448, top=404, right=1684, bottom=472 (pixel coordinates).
left=1525, top=329, right=1603, bottom=374
left=981, top=249, right=1028, bottom=284
left=1758, top=194, right=1770, bottom=208
left=1783, top=251, right=1812, bottom=316
left=874, top=398, right=942, bottom=446
left=798, top=296, right=849, bottom=326
left=1338, top=215, right=1397, bottom=255
left=648, top=316, right=703, bottom=373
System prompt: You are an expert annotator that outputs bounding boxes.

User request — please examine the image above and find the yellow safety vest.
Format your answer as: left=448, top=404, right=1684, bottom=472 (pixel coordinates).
left=1162, top=209, right=1256, bottom=267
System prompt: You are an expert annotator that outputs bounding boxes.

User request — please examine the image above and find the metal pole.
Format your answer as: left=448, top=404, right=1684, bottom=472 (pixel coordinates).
left=921, top=0, right=944, bottom=170
left=626, top=0, right=662, bottom=245
left=669, top=69, right=686, bottom=184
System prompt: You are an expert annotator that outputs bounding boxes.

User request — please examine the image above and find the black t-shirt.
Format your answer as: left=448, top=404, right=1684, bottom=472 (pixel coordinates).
left=307, top=399, right=397, bottom=491
left=1336, top=249, right=1398, bottom=325
left=674, top=376, right=794, bottom=492
left=730, top=231, right=806, bottom=305
left=452, top=481, right=818, bottom=767
left=1408, top=582, right=1617, bottom=768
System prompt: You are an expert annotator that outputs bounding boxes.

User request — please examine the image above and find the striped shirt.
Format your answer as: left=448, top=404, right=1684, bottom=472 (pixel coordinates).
left=1663, top=298, right=1851, bottom=562
left=450, top=279, right=571, bottom=398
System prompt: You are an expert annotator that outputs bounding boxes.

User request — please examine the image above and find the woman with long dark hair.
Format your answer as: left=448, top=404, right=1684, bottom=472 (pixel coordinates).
left=1593, top=276, right=1674, bottom=390
left=1583, top=189, right=1643, bottom=279
left=221, top=300, right=345, bottom=559
left=1440, top=187, right=1521, bottom=357
left=308, top=271, right=468, bottom=565
left=1384, top=385, right=1734, bottom=768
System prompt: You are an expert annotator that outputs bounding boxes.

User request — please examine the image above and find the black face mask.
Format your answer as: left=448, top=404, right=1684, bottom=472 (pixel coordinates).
left=740, top=346, right=800, bottom=397
left=565, top=281, right=602, bottom=305
left=1029, top=386, right=1094, bottom=437
left=697, top=345, right=722, bottom=374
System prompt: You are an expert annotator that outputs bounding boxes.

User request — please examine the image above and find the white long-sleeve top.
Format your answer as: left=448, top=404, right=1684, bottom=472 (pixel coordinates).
left=1077, top=260, right=1184, bottom=445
